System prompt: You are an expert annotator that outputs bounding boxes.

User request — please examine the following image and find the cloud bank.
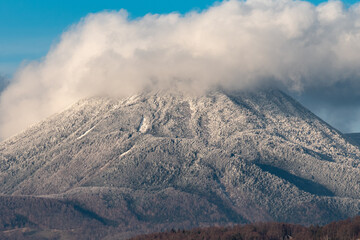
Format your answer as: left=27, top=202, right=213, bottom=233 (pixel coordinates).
left=1, top=0, right=360, bottom=139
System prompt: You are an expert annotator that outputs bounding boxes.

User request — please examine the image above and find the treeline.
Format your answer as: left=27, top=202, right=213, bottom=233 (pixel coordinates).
left=131, top=216, right=360, bottom=240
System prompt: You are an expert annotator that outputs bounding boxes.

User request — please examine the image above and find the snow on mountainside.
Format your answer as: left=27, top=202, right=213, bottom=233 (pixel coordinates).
left=0, top=89, right=360, bottom=239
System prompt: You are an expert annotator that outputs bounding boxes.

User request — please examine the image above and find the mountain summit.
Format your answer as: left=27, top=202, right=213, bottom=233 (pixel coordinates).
left=1, top=89, right=360, bottom=239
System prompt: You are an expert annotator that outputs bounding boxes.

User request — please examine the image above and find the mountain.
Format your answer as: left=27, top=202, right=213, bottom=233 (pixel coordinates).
left=1, top=89, right=360, bottom=239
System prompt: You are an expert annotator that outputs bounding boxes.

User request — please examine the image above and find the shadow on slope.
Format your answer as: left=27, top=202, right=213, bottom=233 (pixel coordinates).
left=256, top=164, right=334, bottom=197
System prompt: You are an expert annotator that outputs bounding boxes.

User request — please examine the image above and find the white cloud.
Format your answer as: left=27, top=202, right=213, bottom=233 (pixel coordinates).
left=1, top=0, right=360, bottom=139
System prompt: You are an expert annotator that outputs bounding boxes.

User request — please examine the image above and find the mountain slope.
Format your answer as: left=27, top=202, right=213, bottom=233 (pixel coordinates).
left=1, top=89, right=360, bottom=239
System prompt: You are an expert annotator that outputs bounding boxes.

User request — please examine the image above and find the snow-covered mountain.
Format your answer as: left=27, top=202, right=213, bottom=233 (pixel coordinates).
left=1, top=89, right=360, bottom=239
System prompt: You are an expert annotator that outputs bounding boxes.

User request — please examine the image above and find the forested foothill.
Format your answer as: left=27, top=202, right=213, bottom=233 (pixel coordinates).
left=131, top=216, right=360, bottom=240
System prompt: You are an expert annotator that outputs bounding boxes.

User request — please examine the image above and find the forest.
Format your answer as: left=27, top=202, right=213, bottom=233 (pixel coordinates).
left=131, top=216, right=360, bottom=240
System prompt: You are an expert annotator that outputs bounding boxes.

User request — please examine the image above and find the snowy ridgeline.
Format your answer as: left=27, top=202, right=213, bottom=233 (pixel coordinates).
left=0, top=89, right=360, bottom=235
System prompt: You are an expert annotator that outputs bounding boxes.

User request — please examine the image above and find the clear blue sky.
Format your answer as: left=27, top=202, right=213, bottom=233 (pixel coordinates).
left=0, top=0, right=358, bottom=77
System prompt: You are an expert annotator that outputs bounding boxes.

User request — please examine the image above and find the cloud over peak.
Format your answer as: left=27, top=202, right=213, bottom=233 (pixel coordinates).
left=1, top=0, right=360, bottom=139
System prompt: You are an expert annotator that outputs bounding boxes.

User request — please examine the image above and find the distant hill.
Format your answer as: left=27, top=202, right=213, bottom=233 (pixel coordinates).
left=0, top=75, right=9, bottom=93
left=1, top=89, right=360, bottom=239
left=346, top=133, right=360, bottom=146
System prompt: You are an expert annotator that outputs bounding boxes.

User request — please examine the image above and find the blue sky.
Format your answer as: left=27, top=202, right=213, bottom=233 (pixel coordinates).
left=0, top=0, right=220, bottom=76
left=0, top=0, right=359, bottom=77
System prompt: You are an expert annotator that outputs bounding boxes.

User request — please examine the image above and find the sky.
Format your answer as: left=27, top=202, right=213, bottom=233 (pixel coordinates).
left=0, top=0, right=221, bottom=76
left=0, top=0, right=360, bottom=139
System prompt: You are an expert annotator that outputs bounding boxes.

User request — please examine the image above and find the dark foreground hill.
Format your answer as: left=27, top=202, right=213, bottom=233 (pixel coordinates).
left=1, top=89, right=360, bottom=239
left=131, top=216, right=360, bottom=240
